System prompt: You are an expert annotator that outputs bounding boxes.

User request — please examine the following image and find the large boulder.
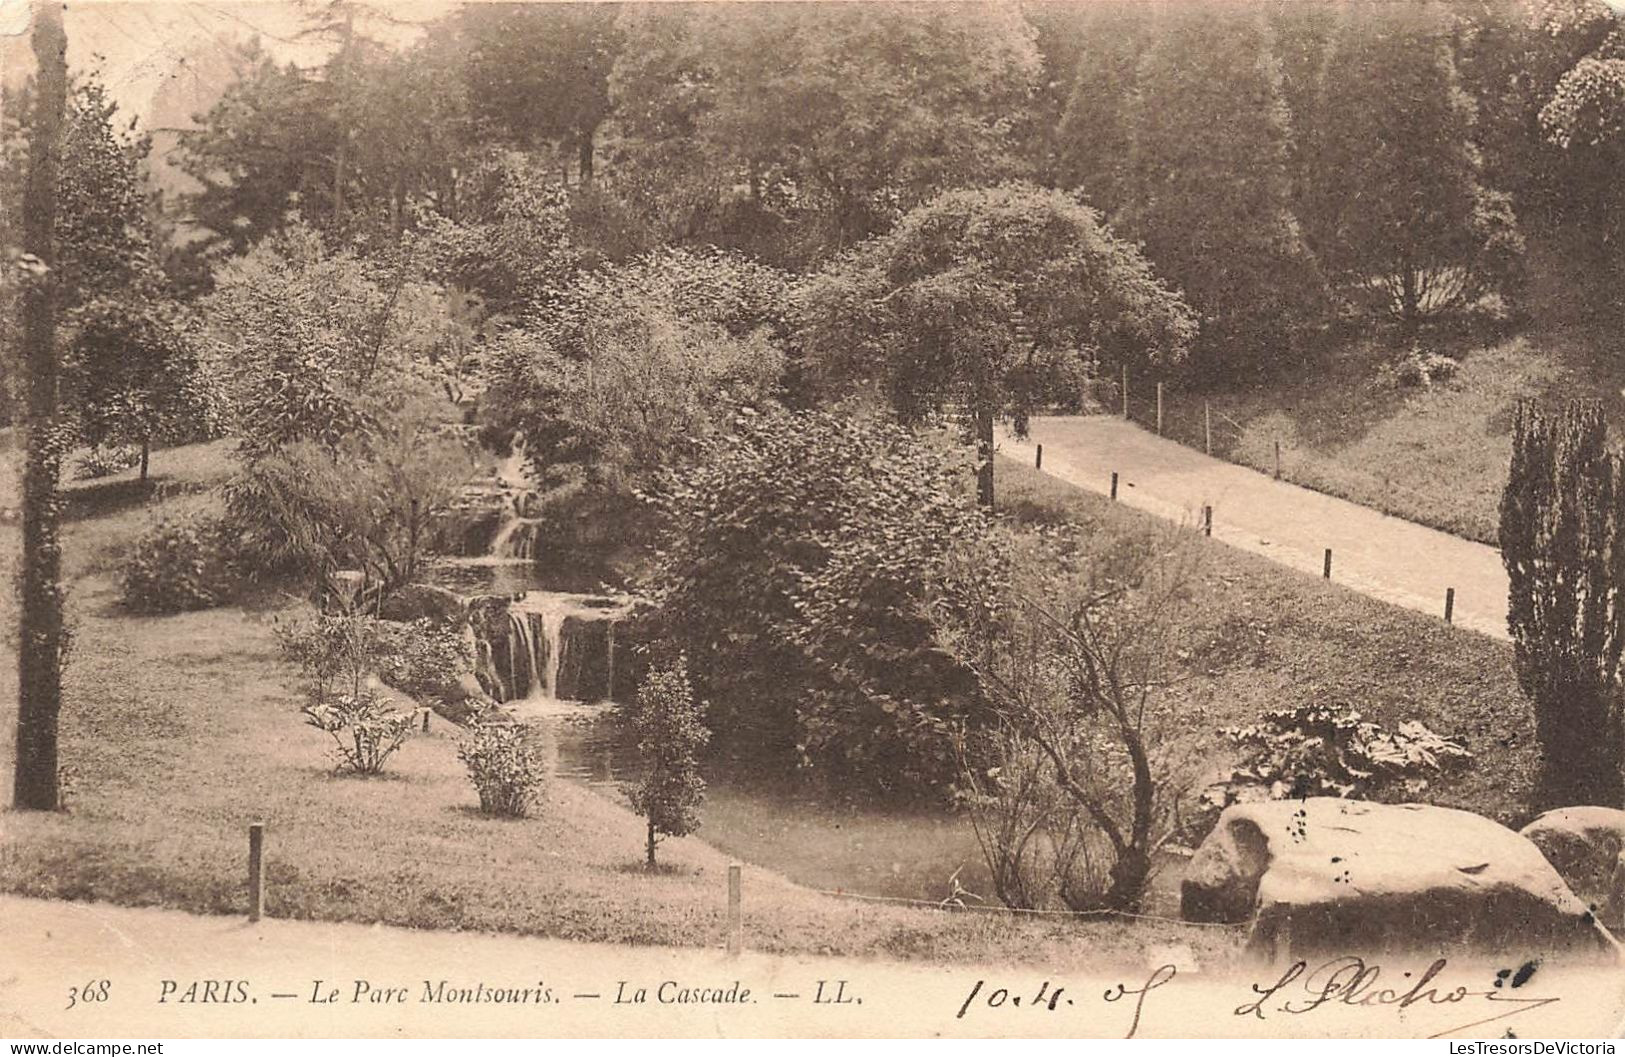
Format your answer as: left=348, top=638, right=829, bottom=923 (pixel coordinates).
left=378, top=583, right=469, bottom=626
left=1521, top=806, right=1625, bottom=931
left=1182, top=798, right=1618, bottom=958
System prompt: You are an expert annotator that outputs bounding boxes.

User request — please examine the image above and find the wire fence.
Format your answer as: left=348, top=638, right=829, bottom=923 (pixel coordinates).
left=1105, top=372, right=1479, bottom=529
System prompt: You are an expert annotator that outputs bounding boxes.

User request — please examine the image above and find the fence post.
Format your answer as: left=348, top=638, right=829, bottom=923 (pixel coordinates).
left=1203, top=505, right=1212, bottom=537
left=1323, top=549, right=1332, bottom=580
left=248, top=823, right=265, bottom=923
left=1156, top=382, right=1164, bottom=436
left=1444, top=587, right=1455, bottom=624
left=1274, top=438, right=1281, bottom=480
left=1122, top=364, right=1129, bottom=420
left=1035, top=443, right=1043, bottom=470
left=1275, top=914, right=1293, bottom=969
left=1205, top=402, right=1212, bottom=456
left=727, top=864, right=742, bottom=956
left=422, top=710, right=431, bottom=734
left=1110, top=472, right=1119, bottom=501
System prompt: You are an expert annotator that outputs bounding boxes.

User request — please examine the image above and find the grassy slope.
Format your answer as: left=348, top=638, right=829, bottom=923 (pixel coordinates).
left=0, top=438, right=1235, bottom=972
left=1153, top=234, right=1625, bottom=546
left=997, top=457, right=1538, bottom=828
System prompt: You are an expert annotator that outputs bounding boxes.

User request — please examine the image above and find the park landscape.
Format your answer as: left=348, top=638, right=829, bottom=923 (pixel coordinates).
left=5, top=0, right=1625, bottom=990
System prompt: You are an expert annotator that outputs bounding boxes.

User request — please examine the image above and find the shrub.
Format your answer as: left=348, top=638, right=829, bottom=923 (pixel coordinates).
left=1383, top=344, right=1460, bottom=389
left=300, top=690, right=422, bottom=776
left=459, top=720, right=546, bottom=818
left=121, top=510, right=236, bottom=613
left=933, top=523, right=1205, bottom=913
left=276, top=609, right=447, bottom=776
left=641, top=407, right=992, bottom=796
left=74, top=444, right=139, bottom=480
left=1201, top=704, right=1473, bottom=819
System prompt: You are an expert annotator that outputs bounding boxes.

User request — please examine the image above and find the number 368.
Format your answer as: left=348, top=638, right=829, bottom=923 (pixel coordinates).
left=66, top=980, right=110, bottom=1010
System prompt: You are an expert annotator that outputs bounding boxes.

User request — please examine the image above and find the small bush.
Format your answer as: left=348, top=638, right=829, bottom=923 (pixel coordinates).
left=1383, top=345, right=1460, bottom=389
left=277, top=609, right=449, bottom=776
left=1202, top=704, right=1473, bottom=819
left=121, top=511, right=236, bottom=613
left=301, top=690, right=422, bottom=776
left=74, top=444, right=140, bottom=480
left=459, top=720, right=546, bottom=818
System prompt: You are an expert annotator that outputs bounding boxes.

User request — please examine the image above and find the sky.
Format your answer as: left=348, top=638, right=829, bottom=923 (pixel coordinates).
left=1, top=1, right=453, bottom=131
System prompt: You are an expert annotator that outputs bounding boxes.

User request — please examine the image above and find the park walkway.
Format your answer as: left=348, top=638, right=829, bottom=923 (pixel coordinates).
left=1003, top=416, right=1510, bottom=642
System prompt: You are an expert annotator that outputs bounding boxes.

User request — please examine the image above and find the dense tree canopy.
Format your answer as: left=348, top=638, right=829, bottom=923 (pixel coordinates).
left=1302, top=6, right=1525, bottom=328
left=797, top=184, right=1195, bottom=504
left=1116, top=5, right=1326, bottom=379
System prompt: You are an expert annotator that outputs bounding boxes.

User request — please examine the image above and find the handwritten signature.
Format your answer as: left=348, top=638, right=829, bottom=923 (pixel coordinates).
left=1238, top=956, right=1561, bottom=1038
left=955, top=957, right=1561, bottom=1038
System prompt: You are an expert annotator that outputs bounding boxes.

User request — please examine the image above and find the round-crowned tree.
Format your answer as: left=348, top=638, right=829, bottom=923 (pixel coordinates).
left=794, top=184, right=1195, bottom=508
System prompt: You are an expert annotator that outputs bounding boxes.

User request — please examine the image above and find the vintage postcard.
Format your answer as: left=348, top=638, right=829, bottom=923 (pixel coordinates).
left=3, top=0, right=1625, bottom=1041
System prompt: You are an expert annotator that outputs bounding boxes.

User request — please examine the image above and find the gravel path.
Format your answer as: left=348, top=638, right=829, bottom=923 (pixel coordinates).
left=1006, top=416, right=1510, bottom=641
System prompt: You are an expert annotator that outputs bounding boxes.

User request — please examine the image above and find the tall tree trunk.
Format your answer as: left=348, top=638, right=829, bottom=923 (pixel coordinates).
left=577, top=127, right=595, bottom=187
left=646, top=820, right=656, bottom=867
left=976, top=402, right=995, bottom=510
left=1400, top=262, right=1420, bottom=336
left=14, top=0, right=69, bottom=812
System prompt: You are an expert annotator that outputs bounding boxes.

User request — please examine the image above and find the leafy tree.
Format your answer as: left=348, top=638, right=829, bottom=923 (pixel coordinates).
left=200, top=222, right=457, bottom=461
left=481, top=248, right=786, bottom=497
left=12, top=0, right=68, bottom=812
left=796, top=184, right=1195, bottom=507
left=1500, top=399, right=1625, bottom=811
left=232, top=399, right=476, bottom=604
left=1050, top=1, right=1149, bottom=212
left=176, top=42, right=339, bottom=257
left=416, top=153, right=581, bottom=319
left=607, top=3, right=1042, bottom=262
left=1535, top=0, right=1625, bottom=262
left=3, top=76, right=211, bottom=476
left=1302, top=6, right=1525, bottom=331
left=65, top=297, right=214, bottom=480
left=1116, top=5, right=1326, bottom=380
left=177, top=30, right=477, bottom=255
left=456, top=3, right=622, bottom=185
left=622, top=657, right=709, bottom=868
left=642, top=408, right=992, bottom=796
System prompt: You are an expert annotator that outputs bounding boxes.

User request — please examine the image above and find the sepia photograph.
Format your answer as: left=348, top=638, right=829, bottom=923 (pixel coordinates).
left=2, top=0, right=1625, bottom=1042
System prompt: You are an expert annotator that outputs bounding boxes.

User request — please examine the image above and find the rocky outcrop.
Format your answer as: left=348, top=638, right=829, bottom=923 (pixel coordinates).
left=1183, top=798, right=1618, bottom=958
left=378, top=582, right=469, bottom=626
left=1521, top=806, right=1625, bottom=932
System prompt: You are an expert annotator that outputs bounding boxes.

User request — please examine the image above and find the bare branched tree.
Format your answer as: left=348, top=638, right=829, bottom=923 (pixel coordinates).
left=935, top=524, right=1205, bottom=912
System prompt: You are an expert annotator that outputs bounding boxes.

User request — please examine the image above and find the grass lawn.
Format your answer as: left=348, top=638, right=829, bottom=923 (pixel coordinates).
left=997, top=457, right=1539, bottom=828
left=0, top=439, right=1240, bottom=972
left=0, top=434, right=1545, bottom=970
left=1147, top=234, right=1625, bottom=546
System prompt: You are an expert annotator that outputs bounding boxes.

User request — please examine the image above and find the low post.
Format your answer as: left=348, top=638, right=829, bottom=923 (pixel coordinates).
left=1110, top=472, right=1119, bottom=501
left=1205, top=402, right=1212, bottom=456
left=1323, top=548, right=1332, bottom=580
left=421, top=710, right=431, bottom=734
left=1444, top=587, right=1455, bottom=624
left=1122, top=364, right=1129, bottom=420
left=1274, top=439, right=1282, bottom=480
left=1203, top=505, right=1212, bottom=537
left=1035, top=443, right=1043, bottom=470
left=727, top=864, right=742, bottom=956
left=248, top=823, right=265, bottom=923
left=1156, top=381, right=1164, bottom=435
left=1275, top=914, right=1293, bottom=970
